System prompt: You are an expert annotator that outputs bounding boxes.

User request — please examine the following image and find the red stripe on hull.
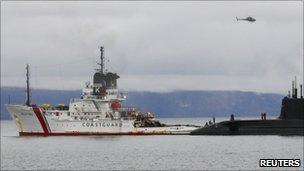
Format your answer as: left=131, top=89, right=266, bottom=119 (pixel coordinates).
left=19, top=132, right=176, bottom=136
left=32, top=105, right=50, bottom=135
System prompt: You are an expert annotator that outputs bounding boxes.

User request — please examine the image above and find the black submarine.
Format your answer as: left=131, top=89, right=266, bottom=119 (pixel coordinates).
left=191, top=78, right=304, bottom=136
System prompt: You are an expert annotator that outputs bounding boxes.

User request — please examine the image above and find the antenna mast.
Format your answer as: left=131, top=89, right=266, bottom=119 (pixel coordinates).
left=98, top=46, right=105, bottom=74
left=25, top=64, right=31, bottom=106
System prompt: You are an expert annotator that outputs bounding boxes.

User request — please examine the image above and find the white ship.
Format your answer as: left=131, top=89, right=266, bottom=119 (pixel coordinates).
left=6, top=46, right=199, bottom=136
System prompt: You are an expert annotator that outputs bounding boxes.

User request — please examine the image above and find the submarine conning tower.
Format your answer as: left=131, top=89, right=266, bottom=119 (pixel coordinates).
left=279, top=77, right=304, bottom=120
left=93, top=46, right=120, bottom=96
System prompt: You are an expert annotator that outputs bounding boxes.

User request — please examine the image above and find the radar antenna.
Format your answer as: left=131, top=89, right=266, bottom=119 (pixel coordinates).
left=97, top=46, right=105, bottom=74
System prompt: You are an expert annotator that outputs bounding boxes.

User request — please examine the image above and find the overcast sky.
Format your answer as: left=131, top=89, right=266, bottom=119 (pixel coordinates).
left=1, top=1, right=303, bottom=94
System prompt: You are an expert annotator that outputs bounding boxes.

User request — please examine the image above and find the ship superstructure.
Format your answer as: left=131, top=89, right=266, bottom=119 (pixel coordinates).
left=6, top=46, right=199, bottom=136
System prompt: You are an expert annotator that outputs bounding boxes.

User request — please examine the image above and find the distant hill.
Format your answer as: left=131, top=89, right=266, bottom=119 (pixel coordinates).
left=1, top=87, right=284, bottom=120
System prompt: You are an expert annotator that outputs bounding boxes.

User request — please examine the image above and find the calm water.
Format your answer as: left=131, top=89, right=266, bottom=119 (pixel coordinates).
left=1, top=118, right=303, bottom=170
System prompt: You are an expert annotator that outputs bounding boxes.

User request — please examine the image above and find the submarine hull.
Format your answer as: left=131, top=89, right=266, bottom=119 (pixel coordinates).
left=191, top=119, right=304, bottom=136
left=191, top=96, right=304, bottom=136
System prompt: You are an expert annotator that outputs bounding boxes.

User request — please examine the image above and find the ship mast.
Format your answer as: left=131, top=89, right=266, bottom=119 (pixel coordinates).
left=97, top=46, right=105, bottom=74
left=302, top=45, right=304, bottom=98
left=25, top=64, right=31, bottom=106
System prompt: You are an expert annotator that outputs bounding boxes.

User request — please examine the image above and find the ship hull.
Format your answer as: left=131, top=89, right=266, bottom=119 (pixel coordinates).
left=190, top=120, right=304, bottom=135
left=6, top=104, right=199, bottom=136
left=190, top=97, right=304, bottom=136
left=18, top=132, right=177, bottom=136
